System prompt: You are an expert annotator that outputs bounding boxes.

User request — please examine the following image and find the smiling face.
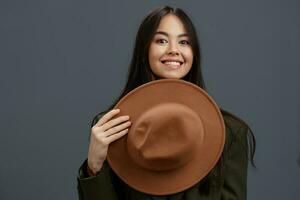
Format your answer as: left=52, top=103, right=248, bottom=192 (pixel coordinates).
left=148, top=14, right=193, bottom=79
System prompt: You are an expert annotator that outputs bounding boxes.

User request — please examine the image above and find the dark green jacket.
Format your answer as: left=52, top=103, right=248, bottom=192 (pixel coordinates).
left=77, top=112, right=249, bottom=200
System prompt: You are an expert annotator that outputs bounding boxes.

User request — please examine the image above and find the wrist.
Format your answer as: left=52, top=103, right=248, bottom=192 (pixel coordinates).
left=87, top=164, right=99, bottom=176
left=86, top=161, right=103, bottom=176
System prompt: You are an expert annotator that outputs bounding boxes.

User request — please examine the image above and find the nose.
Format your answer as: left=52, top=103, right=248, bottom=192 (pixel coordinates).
left=167, top=42, right=180, bottom=55
left=167, top=50, right=179, bottom=56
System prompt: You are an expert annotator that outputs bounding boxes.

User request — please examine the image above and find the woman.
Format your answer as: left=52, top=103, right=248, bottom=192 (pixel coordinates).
left=77, top=6, right=255, bottom=200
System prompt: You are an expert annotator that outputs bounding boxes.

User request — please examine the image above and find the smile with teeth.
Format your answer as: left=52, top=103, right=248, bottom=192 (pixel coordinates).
left=164, top=61, right=181, bottom=65
left=161, top=60, right=183, bottom=69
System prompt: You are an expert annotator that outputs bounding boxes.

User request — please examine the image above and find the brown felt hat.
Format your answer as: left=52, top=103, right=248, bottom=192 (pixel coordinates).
left=107, top=79, right=225, bottom=195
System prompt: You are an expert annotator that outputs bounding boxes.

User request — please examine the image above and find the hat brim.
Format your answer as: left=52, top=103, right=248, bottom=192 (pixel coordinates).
left=107, top=79, right=225, bottom=195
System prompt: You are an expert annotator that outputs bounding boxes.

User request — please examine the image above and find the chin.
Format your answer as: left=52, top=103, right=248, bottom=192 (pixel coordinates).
left=158, top=75, right=182, bottom=80
left=151, top=69, right=188, bottom=80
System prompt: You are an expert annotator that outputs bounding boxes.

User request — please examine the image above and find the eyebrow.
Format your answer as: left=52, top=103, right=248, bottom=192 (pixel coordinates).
left=154, top=31, right=189, bottom=38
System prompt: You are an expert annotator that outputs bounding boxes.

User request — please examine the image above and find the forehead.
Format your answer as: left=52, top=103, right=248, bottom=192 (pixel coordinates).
left=156, top=14, right=188, bottom=35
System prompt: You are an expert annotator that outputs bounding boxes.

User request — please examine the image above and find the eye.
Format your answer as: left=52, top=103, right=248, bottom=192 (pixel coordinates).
left=179, top=40, right=191, bottom=45
left=155, top=38, right=168, bottom=44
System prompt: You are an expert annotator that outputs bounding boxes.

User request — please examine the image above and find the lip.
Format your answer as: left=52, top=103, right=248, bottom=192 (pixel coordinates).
left=160, top=59, right=184, bottom=65
left=160, top=60, right=184, bottom=70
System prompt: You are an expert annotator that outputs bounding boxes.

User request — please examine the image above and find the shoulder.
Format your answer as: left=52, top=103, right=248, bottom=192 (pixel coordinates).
left=219, top=108, right=250, bottom=150
left=220, top=108, right=249, bottom=134
left=219, top=108, right=250, bottom=159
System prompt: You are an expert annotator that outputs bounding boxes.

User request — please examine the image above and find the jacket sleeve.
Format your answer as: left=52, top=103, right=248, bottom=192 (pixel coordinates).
left=77, top=159, right=119, bottom=200
left=221, top=124, right=249, bottom=200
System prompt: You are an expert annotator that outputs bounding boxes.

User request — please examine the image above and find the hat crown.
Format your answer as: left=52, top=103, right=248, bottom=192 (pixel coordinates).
left=127, top=103, right=204, bottom=171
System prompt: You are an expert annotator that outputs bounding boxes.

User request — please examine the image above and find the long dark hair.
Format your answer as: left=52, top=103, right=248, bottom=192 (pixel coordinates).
left=91, top=6, right=205, bottom=127
left=90, top=5, right=256, bottom=193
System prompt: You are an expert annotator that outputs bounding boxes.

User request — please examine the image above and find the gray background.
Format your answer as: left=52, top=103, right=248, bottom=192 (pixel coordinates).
left=1, top=0, right=299, bottom=199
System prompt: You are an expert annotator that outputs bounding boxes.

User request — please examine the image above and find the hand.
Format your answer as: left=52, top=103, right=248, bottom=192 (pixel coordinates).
left=87, top=109, right=131, bottom=174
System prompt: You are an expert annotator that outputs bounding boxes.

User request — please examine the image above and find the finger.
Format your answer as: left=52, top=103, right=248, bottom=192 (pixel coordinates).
left=104, top=121, right=131, bottom=137
left=101, top=115, right=130, bottom=132
left=105, top=129, right=129, bottom=144
left=95, top=109, right=120, bottom=127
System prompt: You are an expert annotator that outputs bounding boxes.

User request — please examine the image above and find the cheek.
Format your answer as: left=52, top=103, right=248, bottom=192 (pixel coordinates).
left=182, top=48, right=193, bottom=63
left=148, top=46, right=158, bottom=71
left=148, top=45, right=155, bottom=60
left=150, top=45, right=164, bottom=57
left=149, top=45, right=164, bottom=64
